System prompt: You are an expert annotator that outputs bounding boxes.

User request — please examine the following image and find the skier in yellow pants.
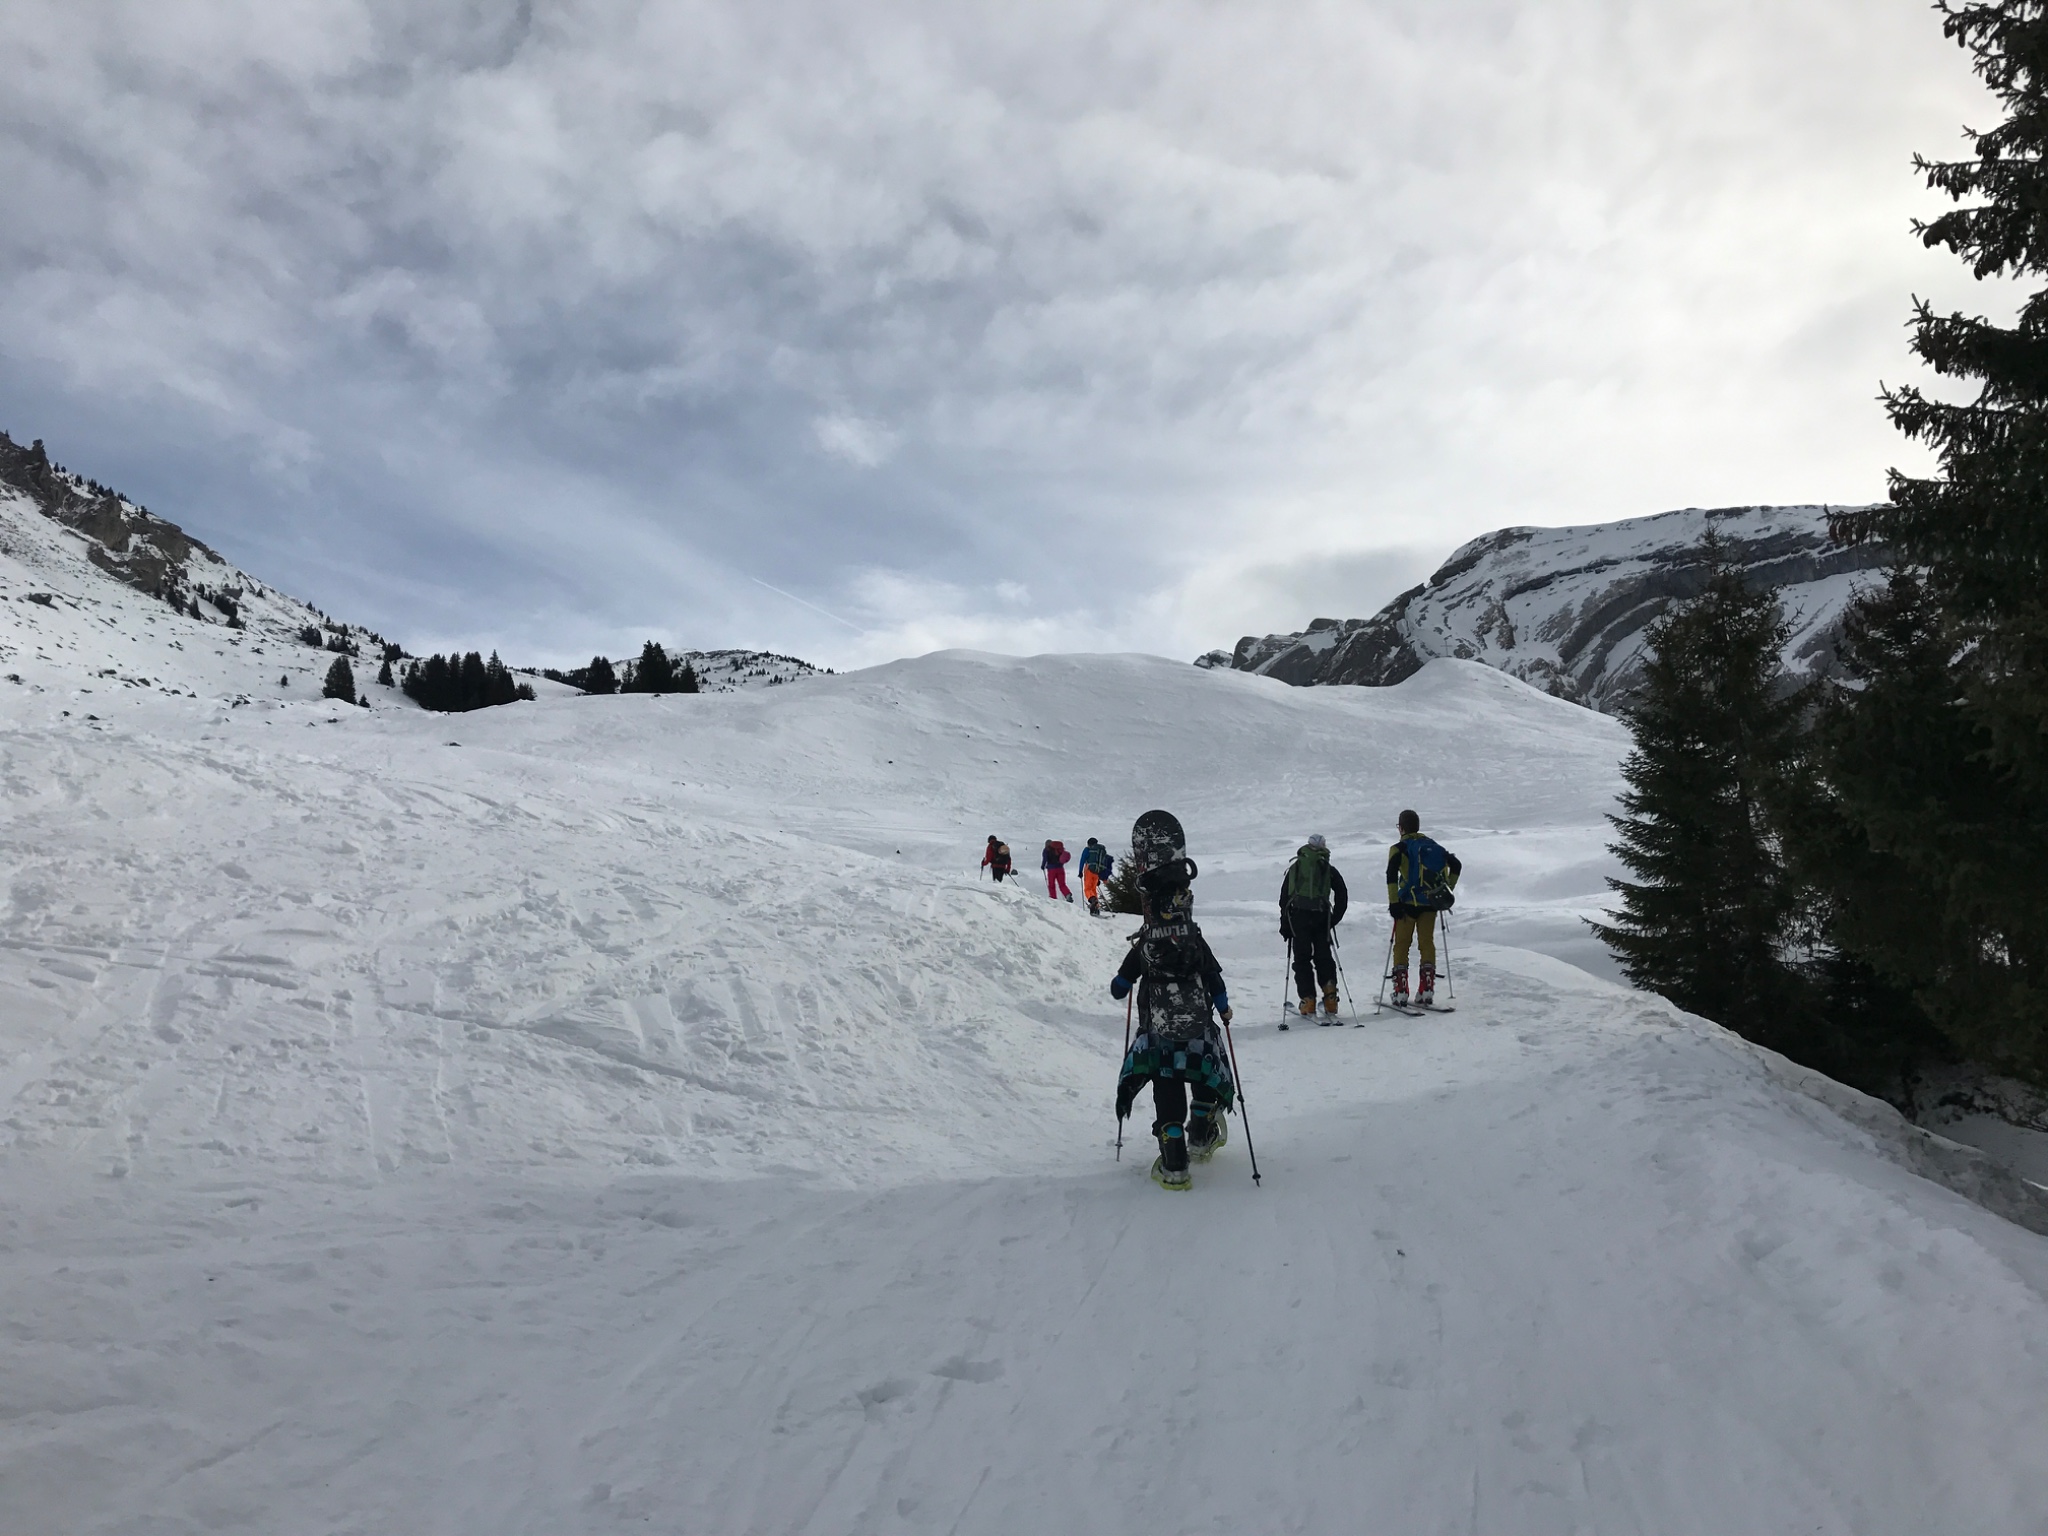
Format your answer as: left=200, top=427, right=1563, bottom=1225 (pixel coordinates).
left=1386, top=809, right=1461, bottom=1007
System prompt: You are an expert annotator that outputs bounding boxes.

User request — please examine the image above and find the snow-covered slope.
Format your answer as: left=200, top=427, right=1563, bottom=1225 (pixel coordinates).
left=1221, top=503, right=1888, bottom=711
left=3, top=651, right=2044, bottom=1534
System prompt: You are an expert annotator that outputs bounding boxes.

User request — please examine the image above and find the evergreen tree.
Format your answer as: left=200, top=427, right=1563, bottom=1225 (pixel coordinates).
left=323, top=656, right=356, bottom=705
left=622, top=640, right=673, bottom=693
left=1104, top=845, right=1144, bottom=916
left=583, top=655, right=618, bottom=694
left=401, top=649, right=536, bottom=713
left=619, top=641, right=697, bottom=694
left=377, top=656, right=394, bottom=688
left=1591, top=554, right=1813, bottom=1047
left=1821, top=1, right=2048, bottom=1079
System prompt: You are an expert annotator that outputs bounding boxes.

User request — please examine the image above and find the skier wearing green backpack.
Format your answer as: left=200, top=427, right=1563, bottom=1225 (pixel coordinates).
left=1279, top=833, right=1349, bottom=1021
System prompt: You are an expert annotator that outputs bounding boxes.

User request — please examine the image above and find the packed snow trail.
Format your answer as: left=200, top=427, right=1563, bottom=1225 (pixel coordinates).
left=3, top=653, right=2046, bottom=1534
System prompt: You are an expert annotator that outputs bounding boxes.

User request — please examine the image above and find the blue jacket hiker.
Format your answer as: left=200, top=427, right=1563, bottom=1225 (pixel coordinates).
left=1385, top=808, right=1461, bottom=1008
left=1111, top=810, right=1234, bottom=1191
left=1077, top=837, right=1113, bottom=915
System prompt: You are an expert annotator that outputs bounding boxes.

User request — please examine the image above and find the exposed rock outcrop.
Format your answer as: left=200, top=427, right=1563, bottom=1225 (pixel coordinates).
left=1218, top=504, right=1888, bottom=712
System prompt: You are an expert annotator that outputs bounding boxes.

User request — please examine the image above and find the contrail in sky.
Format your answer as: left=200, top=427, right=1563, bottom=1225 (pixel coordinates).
left=749, top=576, right=866, bottom=634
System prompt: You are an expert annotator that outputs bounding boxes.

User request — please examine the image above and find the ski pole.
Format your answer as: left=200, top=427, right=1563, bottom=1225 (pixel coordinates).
left=1115, top=988, right=1134, bottom=1161
left=1374, top=927, right=1395, bottom=1013
left=1442, top=911, right=1455, bottom=999
left=1219, top=1016, right=1262, bottom=1187
left=1332, top=927, right=1359, bottom=1021
left=1280, top=937, right=1294, bottom=1023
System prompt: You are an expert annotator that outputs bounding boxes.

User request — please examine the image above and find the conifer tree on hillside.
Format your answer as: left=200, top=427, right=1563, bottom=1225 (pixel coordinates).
left=1771, top=582, right=1954, bottom=1093
left=619, top=641, right=699, bottom=695
left=401, top=650, right=535, bottom=712
left=323, top=656, right=357, bottom=705
left=583, top=655, right=618, bottom=694
left=1104, top=845, right=1144, bottom=916
left=377, top=656, right=394, bottom=688
left=1822, top=0, right=2048, bottom=1080
left=1591, top=554, right=1813, bottom=1048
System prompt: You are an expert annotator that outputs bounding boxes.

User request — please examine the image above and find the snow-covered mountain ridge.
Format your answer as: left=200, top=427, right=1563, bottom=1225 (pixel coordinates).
left=674, top=646, right=829, bottom=691
left=0, top=428, right=824, bottom=703
left=1209, top=503, right=1888, bottom=712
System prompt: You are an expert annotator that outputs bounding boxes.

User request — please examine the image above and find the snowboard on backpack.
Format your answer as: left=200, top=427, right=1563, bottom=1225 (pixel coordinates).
left=1131, top=809, right=1186, bottom=873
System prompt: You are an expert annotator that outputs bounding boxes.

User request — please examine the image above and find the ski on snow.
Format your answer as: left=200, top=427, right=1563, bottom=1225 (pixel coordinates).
left=1372, top=1002, right=1455, bottom=1019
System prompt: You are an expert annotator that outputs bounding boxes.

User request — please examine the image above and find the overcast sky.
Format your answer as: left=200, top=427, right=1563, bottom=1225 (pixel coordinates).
left=0, top=0, right=2000, bottom=669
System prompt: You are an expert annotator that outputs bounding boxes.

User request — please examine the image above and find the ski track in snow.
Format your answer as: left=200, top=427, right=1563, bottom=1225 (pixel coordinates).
left=2, top=649, right=2046, bottom=1534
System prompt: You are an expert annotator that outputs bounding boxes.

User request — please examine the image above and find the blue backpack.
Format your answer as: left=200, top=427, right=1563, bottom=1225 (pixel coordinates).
left=1395, top=836, right=1457, bottom=910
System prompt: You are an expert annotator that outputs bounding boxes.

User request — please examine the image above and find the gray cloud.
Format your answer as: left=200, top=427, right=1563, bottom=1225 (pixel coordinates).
left=0, top=0, right=1998, bottom=667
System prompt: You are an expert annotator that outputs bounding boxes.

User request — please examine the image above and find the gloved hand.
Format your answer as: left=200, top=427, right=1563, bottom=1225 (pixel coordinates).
left=1279, top=919, right=1292, bottom=940
left=1219, top=1006, right=1234, bottom=1025
left=1110, top=974, right=1132, bottom=1001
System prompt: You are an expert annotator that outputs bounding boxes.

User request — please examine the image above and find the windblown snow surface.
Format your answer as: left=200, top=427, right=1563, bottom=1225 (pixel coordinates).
left=4, top=649, right=2047, bottom=1535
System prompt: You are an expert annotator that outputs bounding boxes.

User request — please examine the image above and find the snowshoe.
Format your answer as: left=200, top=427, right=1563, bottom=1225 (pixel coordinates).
left=1151, top=1125, right=1192, bottom=1190
left=1187, top=1110, right=1227, bottom=1162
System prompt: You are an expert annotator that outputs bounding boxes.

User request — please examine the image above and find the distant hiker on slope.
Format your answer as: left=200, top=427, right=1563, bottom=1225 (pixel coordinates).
left=1112, top=810, right=1235, bottom=1191
left=1042, top=838, right=1074, bottom=902
left=1280, top=833, right=1349, bottom=1022
left=1387, top=809, right=1461, bottom=1008
left=1077, top=837, right=1113, bottom=916
left=982, top=835, right=1013, bottom=883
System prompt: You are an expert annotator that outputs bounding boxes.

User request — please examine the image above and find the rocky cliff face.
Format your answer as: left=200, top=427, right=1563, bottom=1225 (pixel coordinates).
left=0, top=427, right=402, bottom=674
left=1218, top=504, right=1887, bottom=712
left=0, top=431, right=210, bottom=597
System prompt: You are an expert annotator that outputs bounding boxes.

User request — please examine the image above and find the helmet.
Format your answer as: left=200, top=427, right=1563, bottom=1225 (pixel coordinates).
left=1306, top=833, right=1327, bottom=850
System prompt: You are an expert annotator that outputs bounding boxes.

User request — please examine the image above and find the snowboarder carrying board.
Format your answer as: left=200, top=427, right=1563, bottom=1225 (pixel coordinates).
left=1112, top=810, right=1235, bottom=1190
left=1077, top=837, right=1113, bottom=915
left=1279, top=833, right=1349, bottom=1021
left=1387, top=809, right=1461, bottom=1008
left=1042, top=839, right=1074, bottom=902
left=982, top=835, right=1013, bottom=882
